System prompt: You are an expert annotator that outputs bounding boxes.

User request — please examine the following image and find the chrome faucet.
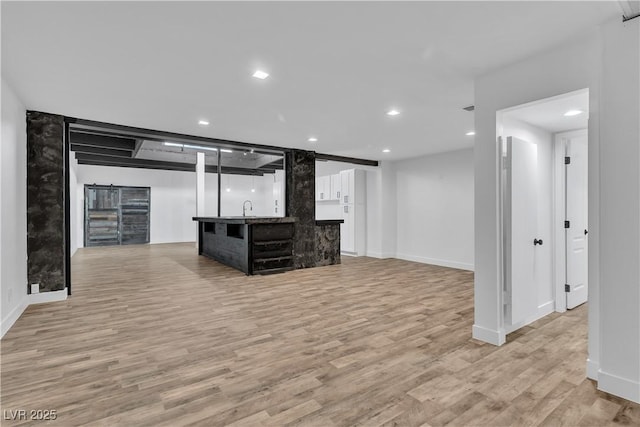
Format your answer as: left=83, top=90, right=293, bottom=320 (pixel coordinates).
left=242, top=200, right=253, bottom=217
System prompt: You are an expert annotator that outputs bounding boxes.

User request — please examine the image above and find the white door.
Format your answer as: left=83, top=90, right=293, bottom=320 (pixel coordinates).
left=504, top=137, right=540, bottom=325
left=565, top=134, right=588, bottom=309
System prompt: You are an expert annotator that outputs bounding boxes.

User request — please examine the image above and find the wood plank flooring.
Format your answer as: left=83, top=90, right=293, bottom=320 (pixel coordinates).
left=1, top=243, right=638, bottom=426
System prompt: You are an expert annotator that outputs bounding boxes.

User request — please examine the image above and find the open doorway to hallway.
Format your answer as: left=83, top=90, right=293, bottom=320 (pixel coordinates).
left=498, top=88, right=589, bottom=334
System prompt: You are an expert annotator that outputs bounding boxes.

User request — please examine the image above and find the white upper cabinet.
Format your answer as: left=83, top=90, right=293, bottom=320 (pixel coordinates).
left=339, top=169, right=358, bottom=204
left=315, top=176, right=325, bottom=201
left=316, top=174, right=341, bottom=201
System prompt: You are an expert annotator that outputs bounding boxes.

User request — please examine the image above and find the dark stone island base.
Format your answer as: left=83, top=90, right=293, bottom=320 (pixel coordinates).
left=315, top=220, right=343, bottom=267
left=194, top=217, right=343, bottom=275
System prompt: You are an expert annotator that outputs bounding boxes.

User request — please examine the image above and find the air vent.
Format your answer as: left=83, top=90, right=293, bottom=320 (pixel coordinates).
left=463, top=105, right=475, bottom=112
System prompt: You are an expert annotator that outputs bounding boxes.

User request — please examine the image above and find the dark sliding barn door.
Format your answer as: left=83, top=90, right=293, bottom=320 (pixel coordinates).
left=84, top=185, right=150, bottom=247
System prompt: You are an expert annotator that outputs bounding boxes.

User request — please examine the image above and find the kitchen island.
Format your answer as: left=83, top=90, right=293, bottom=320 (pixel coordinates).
left=193, top=217, right=297, bottom=275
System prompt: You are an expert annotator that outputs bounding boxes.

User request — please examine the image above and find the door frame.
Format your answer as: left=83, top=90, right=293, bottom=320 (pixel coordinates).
left=553, top=128, right=588, bottom=312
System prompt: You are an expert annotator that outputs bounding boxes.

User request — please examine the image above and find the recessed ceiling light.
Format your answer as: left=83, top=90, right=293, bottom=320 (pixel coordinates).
left=198, top=120, right=210, bottom=126
left=386, top=109, right=400, bottom=116
left=253, top=70, right=269, bottom=80
left=466, top=131, right=476, bottom=136
left=226, top=188, right=231, bottom=192
left=251, top=188, right=256, bottom=193
left=308, top=137, right=318, bottom=143
left=564, top=110, right=583, bottom=117
left=382, top=149, right=391, bottom=153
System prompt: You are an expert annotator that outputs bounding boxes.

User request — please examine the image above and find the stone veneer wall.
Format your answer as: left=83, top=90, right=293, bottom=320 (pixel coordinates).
left=285, top=149, right=316, bottom=269
left=315, top=224, right=341, bottom=267
left=26, top=111, right=66, bottom=292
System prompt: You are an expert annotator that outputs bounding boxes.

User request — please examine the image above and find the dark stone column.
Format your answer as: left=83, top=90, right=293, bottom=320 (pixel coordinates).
left=27, top=111, right=66, bottom=292
left=285, top=149, right=316, bottom=269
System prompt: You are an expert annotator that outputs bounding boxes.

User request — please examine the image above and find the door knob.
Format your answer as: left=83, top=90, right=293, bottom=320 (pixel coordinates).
left=584, top=229, right=588, bottom=235
left=534, top=238, right=543, bottom=246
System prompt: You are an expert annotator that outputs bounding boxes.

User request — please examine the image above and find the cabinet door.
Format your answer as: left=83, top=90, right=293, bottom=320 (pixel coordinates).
left=341, top=204, right=355, bottom=252
left=340, top=170, right=353, bottom=204
left=330, top=174, right=341, bottom=200
left=316, top=176, right=331, bottom=201
left=273, top=181, right=283, bottom=215
left=315, top=178, right=323, bottom=201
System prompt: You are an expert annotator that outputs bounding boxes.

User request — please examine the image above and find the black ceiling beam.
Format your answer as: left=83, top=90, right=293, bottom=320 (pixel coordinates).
left=77, top=160, right=193, bottom=173
left=75, top=153, right=194, bottom=171
left=70, top=144, right=133, bottom=158
left=70, top=132, right=137, bottom=151
left=75, top=153, right=271, bottom=176
left=65, top=116, right=287, bottom=155
left=205, top=165, right=266, bottom=176
left=315, top=152, right=379, bottom=167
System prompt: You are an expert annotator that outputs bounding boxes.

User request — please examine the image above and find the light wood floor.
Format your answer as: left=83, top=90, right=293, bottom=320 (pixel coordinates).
left=1, top=243, right=638, bottom=426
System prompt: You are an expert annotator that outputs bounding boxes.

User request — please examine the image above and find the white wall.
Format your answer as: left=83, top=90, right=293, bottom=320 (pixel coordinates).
left=597, top=17, right=640, bottom=403
left=1, top=78, right=29, bottom=338
left=474, top=16, right=640, bottom=403
left=474, top=31, right=599, bottom=346
left=73, top=163, right=279, bottom=247
left=316, top=155, right=474, bottom=267
left=219, top=173, right=274, bottom=217
left=75, top=164, right=209, bottom=245
left=395, top=149, right=474, bottom=271
left=500, top=116, right=554, bottom=327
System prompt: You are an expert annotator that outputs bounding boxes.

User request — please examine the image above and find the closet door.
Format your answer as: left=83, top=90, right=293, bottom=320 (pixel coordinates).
left=503, top=137, right=539, bottom=326
left=120, top=187, right=150, bottom=245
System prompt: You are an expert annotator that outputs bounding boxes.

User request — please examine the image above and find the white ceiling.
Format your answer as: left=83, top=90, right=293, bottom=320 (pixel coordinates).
left=503, top=89, right=589, bottom=133
left=1, top=1, right=620, bottom=161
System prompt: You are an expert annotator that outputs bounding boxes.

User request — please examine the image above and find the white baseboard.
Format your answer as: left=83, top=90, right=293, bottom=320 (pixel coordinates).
left=1, top=297, right=28, bottom=339
left=395, top=253, right=474, bottom=271
left=598, top=369, right=640, bottom=404
left=472, top=324, right=506, bottom=346
left=505, top=300, right=555, bottom=334
left=586, top=358, right=599, bottom=380
left=365, top=251, right=383, bottom=258
left=28, top=288, right=68, bottom=305
left=1, top=289, right=68, bottom=339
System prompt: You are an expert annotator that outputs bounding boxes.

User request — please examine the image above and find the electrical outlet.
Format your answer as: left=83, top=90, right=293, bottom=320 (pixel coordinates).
left=30, top=283, right=40, bottom=294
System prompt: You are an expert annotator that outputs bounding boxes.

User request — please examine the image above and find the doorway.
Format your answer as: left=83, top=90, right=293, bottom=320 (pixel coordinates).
left=498, top=88, right=589, bottom=333
left=554, top=129, right=589, bottom=311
